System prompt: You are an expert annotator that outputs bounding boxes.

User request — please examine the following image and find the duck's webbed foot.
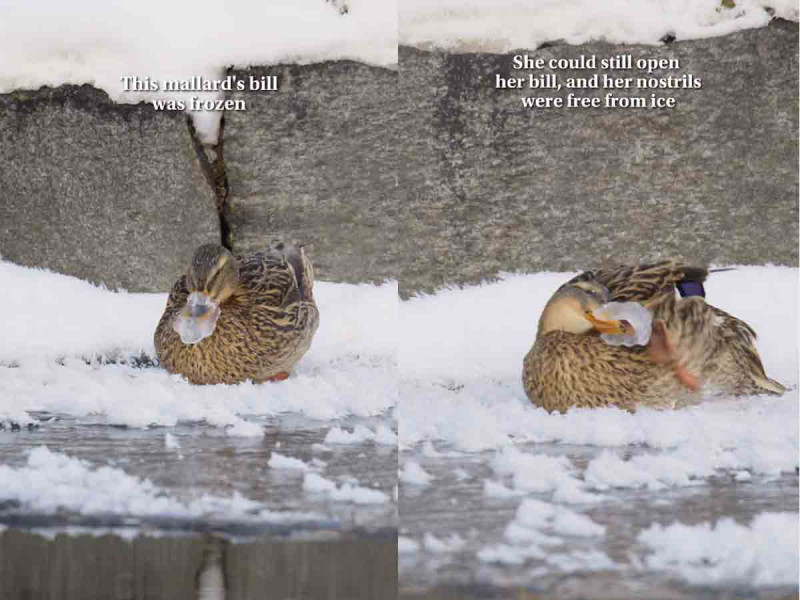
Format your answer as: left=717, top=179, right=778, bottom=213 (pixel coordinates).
left=647, top=320, right=702, bottom=392
left=265, top=371, right=290, bottom=382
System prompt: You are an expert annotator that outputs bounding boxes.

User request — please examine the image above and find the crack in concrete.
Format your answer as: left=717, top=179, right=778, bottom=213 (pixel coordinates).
left=187, top=115, right=232, bottom=250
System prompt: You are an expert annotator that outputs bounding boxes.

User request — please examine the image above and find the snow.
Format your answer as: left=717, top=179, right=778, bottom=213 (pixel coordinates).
left=398, top=536, right=421, bottom=554
left=0, top=446, right=318, bottom=523
left=399, top=460, right=433, bottom=486
left=639, top=513, right=799, bottom=586
left=0, top=0, right=397, bottom=143
left=268, top=452, right=312, bottom=472
left=400, top=266, right=798, bottom=587
left=302, top=472, right=389, bottom=504
left=423, top=532, right=466, bottom=553
left=324, top=424, right=397, bottom=445
left=483, top=480, right=524, bottom=498
left=401, top=0, right=797, bottom=53
left=513, top=499, right=605, bottom=537
left=0, top=259, right=397, bottom=433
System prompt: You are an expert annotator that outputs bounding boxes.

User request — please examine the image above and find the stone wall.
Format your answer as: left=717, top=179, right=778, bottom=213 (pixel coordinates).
left=0, top=20, right=796, bottom=295
left=395, top=19, right=798, bottom=295
left=224, top=62, right=401, bottom=285
left=0, top=85, right=219, bottom=292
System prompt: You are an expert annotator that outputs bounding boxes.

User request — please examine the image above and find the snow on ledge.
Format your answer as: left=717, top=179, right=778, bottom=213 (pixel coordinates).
left=400, top=0, right=797, bottom=53
left=0, top=0, right=397, bottom=143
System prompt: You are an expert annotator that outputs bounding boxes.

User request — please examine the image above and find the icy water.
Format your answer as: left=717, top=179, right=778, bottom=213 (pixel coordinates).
left=0, top=413, right=397, bottom=531
left=399, top=443, right=799, bottom=600
left=0, top=413, right=397, bottom=599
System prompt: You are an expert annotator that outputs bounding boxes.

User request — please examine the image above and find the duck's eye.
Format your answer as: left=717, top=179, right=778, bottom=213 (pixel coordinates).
left=206, top=269, right=221, bottom=292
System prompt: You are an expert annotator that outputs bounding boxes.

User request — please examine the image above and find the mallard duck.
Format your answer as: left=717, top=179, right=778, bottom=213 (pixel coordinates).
left=522, top=262, right=785, bottom=412
left=154, top=242, right=319, bottom=385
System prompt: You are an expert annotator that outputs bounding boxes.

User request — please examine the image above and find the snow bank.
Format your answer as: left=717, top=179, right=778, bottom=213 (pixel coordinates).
left=0, top=0, right=396, bottom=142
left=0, top=259, right=397, bottom=431
left=401, top=0, right=796, bottom=52
left=639, top=513, right=799, bottom=586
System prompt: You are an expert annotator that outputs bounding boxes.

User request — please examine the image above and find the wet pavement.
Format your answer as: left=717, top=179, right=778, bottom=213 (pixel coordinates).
left=399, top=443, right=799, bottom=600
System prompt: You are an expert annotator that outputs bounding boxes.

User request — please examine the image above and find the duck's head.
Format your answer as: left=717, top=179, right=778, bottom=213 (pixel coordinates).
left=173, top=244, right=240, bottom=345
left=537, top=281, right=633, bottom=338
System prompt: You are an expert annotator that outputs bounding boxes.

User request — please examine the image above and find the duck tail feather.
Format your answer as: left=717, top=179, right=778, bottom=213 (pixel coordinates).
left=754, top=376, right=788, bottom=395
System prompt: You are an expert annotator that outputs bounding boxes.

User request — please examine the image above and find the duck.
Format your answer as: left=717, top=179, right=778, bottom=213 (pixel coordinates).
left=522, top=262, right=785, bottom=412
left=154, top=242, right=319, bottom=385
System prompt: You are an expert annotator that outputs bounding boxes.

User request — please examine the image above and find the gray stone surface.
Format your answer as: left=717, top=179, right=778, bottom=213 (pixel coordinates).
left=0, top=85, right=219, bottom=292
left=396, top=19, right=798, bottom=296
left=224, top=62, right=401, bottom=284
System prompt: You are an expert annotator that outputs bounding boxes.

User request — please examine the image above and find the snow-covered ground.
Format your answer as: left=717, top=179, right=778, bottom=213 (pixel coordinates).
left=401, top=0, right=798, bottom=52
left=0, top=259, right=397, bottom=529
left=399, top=266, right=798, bottom=591
left=0, top=259, right=397, bottom=430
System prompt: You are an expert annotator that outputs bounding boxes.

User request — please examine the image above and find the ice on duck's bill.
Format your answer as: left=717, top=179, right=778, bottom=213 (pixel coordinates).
left=593, top=301, right=653, bottom=347
left=172, top=292, right=221, bottom=345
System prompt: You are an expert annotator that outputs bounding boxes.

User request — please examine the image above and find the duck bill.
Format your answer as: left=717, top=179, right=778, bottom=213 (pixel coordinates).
left=173, top=292, right=221, bottom=344
left=584, top=311, right=632, bottom=335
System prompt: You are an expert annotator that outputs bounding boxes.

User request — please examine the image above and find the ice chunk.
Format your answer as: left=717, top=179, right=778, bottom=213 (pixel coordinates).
left=172, top=292, right=220, bottom=345
left=593, top=301, right=652, bottom=347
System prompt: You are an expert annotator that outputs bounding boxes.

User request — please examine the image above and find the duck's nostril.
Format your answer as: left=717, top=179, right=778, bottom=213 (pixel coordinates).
left=188, top=303, right=210, bottom=318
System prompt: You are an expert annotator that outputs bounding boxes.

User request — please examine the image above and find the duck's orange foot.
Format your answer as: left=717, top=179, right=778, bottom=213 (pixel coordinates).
left=646, top=320, right=674, bottom=365
left=647, top=320, right=702, bottom=392
left=674, top=363, right=702, bottom=392
left=266, top=372, right=290, bottom=382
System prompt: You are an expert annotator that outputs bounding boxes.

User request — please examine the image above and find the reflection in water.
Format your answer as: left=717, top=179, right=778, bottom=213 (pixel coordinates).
left=0, top=528, right=397, bottom=600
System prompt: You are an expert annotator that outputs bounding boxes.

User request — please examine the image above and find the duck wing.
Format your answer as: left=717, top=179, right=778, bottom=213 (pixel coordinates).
left=238, top=242, right=314, bottom=308
left=568, top=262, right=708, bottom=304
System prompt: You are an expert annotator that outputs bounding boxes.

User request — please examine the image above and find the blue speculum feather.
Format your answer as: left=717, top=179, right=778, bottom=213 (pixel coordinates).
left=677, top=280, right=705, bottom=298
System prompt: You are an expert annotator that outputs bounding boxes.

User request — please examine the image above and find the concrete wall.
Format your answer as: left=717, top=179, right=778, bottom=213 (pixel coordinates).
left=0, top=85, right=219, bottom=292
left=0, top=20, right=796, bottom=296
left=224, top=62, right=401, bottom=285
left=395, top=19, right=798, bottom=295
